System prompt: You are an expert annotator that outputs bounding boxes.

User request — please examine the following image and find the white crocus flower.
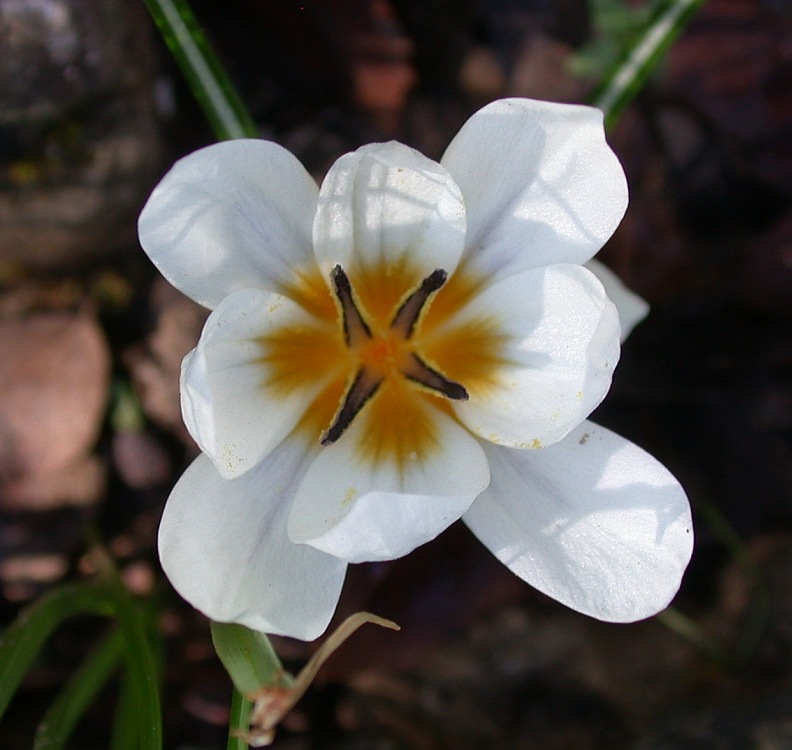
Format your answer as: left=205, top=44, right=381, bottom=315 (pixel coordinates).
left=585, top=258, right=650, bottom=342
left=139, top=98, right=693, bottom=641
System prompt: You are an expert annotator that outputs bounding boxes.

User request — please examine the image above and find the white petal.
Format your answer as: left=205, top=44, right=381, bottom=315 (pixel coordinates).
left=139, top=139, right=318, bottom=309
left=450, top=264, right=620, bottom=449
left=159, top=447, right=347, bottom=640
left=313, top=142, right=466, bottom=282
left=181, top=288, right=330, bottom=479
left=585, top=259, right=649, bottom=342
left=288, top=401, right=489, bottom=563
left=464, top=422, right=693, bottom=622
left=441, top=98, right=628, bottom=279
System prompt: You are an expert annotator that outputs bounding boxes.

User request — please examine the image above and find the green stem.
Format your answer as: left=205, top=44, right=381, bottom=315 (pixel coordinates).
left=0, top=582, right=114, bottom=719
left=142, top=0, right=257, bottom=140
left=210, top=621, right=291, bottom=696
left=591, top=0, right=707, bottom=129
left=33, top=628, right=125, bottom=750
left=226, top=686, right=254, bottom=750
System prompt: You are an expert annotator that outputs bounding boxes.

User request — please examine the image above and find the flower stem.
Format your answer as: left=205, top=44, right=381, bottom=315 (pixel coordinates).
left=226, top=686, right=254, bottom=750
left=211, top=621, right=292, bottom=697
left=591, top=0, right=707, bottom=130
left=142, top=0, right=257, bottom=140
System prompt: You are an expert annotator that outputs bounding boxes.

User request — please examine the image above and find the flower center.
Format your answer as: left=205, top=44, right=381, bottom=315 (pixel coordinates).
left=263, top=262, right=507, bottom=468
left=361, top=335, right=400, bottom=372
left=321, top=265, right=468, bottom=446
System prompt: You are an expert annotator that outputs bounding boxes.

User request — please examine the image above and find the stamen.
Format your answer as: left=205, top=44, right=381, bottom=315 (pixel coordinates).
left=321, top=368, right=383, bottom=445
left=401, top=353, right=469, bottom=401
left=390, top=269, right=447, bottom=339
left=321, top=265, right=467, bottom=448
left=331, top=265, right=371, bottom=347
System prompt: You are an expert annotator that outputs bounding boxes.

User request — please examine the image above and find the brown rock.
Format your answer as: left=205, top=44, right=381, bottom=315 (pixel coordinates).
left=112, top=429, right=171, bottom=489
left=345, top=0, right=417, bottom=131
left=508, top=34, right=584, bottom=104
left=0, top=454, right=105, bottom=511
left=0, top=553, right=68, bottom=584
left=125, top=277, right=207, bottom=441
left=0, top=0, right=164, bottom=272
left=0, top=309, right=110, bottom=482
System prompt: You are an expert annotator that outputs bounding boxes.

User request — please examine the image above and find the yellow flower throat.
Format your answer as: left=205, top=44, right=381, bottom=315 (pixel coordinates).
left=261, top=261, right=507, bottom=467
left=321, top=265, right=468, bottom=445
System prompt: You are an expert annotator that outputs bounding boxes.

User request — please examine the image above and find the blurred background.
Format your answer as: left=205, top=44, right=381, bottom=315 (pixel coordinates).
left=1, top=0, right=792, bottom=747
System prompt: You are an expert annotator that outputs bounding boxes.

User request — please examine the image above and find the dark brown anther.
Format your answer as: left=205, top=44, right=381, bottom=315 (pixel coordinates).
left=401, top=353, right=469, bottom=401
left=331, top=265, right=371, bottom=347
left=322, top=265, right=465, bottom=446
left=321, top=368, right=384, bottom=445
left=390, top=269, right=447, bottom=339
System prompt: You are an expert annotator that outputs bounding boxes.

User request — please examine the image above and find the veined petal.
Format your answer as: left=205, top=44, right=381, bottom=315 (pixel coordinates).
left=159, top=447, right=347, bottom=640
left=585, top=259, right=649, bottom=342
left=464, top=422, right=693, bottom=622
left=441, top=98, right=628, bottom=279
left=138, top=139, right=318, bottom=309
left=181, top=288, right=335, bottom=479
left=445, top=264, right=620, bottom=449
left=313, top=143, right=466, bottom=315
left=288, top=397, right=490, bottom=563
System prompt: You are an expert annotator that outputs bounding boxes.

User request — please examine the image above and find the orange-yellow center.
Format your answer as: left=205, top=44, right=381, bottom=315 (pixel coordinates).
left=261, top=260, right=507, bottom=468
left=360, top=333, right=402, bottom=375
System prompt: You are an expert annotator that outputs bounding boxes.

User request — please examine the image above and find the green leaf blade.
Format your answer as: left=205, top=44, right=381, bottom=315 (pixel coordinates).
left=0, top=582, right=114, bottom=720
left=92, top=551, right=163, bottom=750
left=33, top=628, right=125, bottom=750
left=142, top=0, right=257, bottom=140
left=590, top=0, right=708, bottom=129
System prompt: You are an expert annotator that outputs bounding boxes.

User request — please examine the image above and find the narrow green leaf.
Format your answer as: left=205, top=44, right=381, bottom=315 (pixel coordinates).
left=110, top=671, right=139, bottom=750
left=210, top=621, right=292, bottom=696
left=656, top=606, right=735, bottom=670
left=226, top=686, right=254, bottom=750
left=591, top=0, right=707, bottom=129
left=0, top=582, right=114, bottom=720
left=33, top=628, right=125, bottom=750
left=694, top=496, right=769, bottom=666
left=142, top=0, right=257, bottom=140
left=106, top=603, right=161, bottom=748
left=92, top=549, right=163, bottom=750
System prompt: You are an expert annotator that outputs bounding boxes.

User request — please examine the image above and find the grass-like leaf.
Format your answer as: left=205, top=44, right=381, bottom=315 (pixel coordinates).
left=0, top=582, right=114, bottom=720
left=33, top=628, right=125, bottom=750
left=143, top=0, right=257, bottom=140
left=92, top=548, right=163, bottom=750
left=110, top=670, right=140, bottom=750
left=591, top=0, right=707, bottom=129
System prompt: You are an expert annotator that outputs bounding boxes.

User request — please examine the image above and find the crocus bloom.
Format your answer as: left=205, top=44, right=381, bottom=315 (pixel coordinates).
left=139, top=98, right=693, bottom=641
